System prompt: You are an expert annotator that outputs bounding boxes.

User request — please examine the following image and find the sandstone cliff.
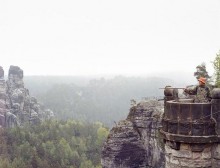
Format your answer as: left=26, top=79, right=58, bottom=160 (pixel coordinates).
left=101, top=100, right=165, bottom=168
left=0, top=65, right=54, bottom=127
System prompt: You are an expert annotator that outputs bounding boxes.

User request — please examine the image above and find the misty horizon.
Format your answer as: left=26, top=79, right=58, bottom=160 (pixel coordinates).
left=2, top=65, right=198, bottom=86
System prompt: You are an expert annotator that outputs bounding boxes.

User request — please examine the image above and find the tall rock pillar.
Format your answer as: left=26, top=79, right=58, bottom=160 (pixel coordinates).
left=0, top=65, right=54, bottom=128
left=0, top=66, right=6, bottom=126
left=101, top=100, right=165, bottom=168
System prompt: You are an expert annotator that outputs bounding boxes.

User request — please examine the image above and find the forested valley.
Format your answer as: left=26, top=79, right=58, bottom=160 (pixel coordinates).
left=0, top=75, right=185, bottom=167
left=24, top=76, right=179, bottom=126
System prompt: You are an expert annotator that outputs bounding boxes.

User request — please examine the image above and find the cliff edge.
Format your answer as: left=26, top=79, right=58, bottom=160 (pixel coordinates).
left=101, top=100, right=165, bottom=168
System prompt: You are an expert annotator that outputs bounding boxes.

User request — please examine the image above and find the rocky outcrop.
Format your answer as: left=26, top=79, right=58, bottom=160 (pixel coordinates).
left=0, top=65, right=54, bottom=127
left=101, top=100, right=165, bottom=168
left=0, top=66, right=7, bottom=127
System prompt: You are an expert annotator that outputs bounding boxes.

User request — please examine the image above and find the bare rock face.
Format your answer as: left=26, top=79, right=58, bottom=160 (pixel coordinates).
left=0, top=66, right=4, bottom=79
left=102, top=120, right=147, bottom=168
left=0, top=66, right=6, bottom=126
left=101, top=100, right=165, bottom=168
left=0, top=65, right=54, bottom=127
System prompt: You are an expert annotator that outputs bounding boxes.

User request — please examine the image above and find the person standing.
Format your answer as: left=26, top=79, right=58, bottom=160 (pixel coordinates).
left=184, top=77, right=211, bottom=103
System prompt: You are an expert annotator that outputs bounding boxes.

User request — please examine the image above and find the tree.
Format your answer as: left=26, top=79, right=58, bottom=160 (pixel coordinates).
left=96, top=127, right=109, bottom=146
left=212, top=51, right=220, bottom=87
left=194, top=62, right=211, bottom=80
left=0, top=120, right=106, bottom=168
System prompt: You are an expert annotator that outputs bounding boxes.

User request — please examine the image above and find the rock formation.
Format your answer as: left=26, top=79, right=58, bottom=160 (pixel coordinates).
left=101, top=100, right=165, bottom=168
left=0, top=66, right=7, bottom=127
left=102, top=84, right=220, bottom=168
left=0, top=65, right=54, bottom=128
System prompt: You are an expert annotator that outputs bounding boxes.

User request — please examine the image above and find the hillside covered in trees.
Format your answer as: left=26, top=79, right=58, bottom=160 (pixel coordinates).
left=0, top=120, right=108, bottom=168
left=24, top=76, right=180, bottom=126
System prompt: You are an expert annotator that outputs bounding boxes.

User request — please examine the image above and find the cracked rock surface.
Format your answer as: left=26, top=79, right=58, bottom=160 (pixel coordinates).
left=0, top=65, right=54, bottom=127
left=102, top=100, right=165, bottom=168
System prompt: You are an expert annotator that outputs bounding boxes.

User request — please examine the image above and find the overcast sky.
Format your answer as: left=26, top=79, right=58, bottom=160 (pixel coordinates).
left=0, top=0, right=220, bottom=78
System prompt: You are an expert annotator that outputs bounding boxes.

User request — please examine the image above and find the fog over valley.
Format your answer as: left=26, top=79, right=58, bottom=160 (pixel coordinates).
left=0, top=0, right=220, bottom=167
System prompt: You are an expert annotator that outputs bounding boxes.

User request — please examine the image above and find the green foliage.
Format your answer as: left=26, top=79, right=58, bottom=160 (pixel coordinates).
left=194, top=62, right=211, bottom=80
left=212, top=51, right=220, bottom=87
left=0, top=120, right=109, bottom=168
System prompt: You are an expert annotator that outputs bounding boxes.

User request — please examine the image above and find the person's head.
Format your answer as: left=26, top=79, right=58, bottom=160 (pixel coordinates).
left=198, top=77, right=206, bottom=86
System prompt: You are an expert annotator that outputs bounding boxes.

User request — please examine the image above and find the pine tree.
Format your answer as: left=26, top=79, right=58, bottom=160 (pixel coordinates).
left=194, top=62, right=211, bottom=80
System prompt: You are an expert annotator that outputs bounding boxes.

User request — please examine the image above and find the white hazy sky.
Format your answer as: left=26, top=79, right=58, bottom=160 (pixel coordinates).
left=0, top=0, right=220, bottom=76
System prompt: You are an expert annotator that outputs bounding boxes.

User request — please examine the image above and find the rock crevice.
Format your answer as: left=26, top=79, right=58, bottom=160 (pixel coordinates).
left=102, top=100, right=165, bottom=168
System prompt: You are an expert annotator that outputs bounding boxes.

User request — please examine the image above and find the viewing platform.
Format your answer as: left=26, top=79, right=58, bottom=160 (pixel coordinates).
left=160, top=87, right=220, bottom=168
left=160, top=100, right=218, bottom=144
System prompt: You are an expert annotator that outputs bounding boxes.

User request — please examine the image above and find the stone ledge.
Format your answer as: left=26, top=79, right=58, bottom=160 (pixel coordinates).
left=160, top=130, right=219, bottom=143
left=180, top=159, right=211, bottom=167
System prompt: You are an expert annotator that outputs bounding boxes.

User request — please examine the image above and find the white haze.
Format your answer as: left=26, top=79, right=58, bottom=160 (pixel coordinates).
left=0, top=0, right=220, bottom=83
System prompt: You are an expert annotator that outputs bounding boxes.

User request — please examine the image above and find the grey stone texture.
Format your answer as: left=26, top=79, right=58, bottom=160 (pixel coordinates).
left=165, top=143, right=213, bottom=168
left=0, top=65, right=54, bottom=127
left=0, top=66, right=4, bottom=78
left=102, top=88, right=220, bottom=168
left=101, top=100, right=165, bottom=168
